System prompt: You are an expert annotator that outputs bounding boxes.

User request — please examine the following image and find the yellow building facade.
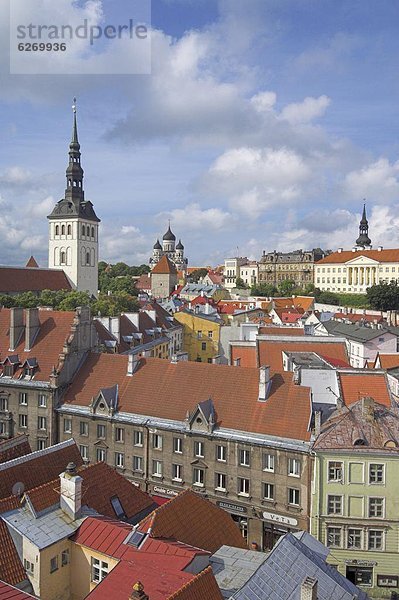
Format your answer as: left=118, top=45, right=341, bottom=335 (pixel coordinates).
left=174, top=311, right=221, bottom=362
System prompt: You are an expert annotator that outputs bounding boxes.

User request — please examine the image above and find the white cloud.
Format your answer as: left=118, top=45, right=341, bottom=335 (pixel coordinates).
left=157, top=202, right=233, bottom=231
left=279, top=95, right=331, bottom=125
left=345, top=158, right=399, bottom=203
left=250, top=91, right=277, bottom=113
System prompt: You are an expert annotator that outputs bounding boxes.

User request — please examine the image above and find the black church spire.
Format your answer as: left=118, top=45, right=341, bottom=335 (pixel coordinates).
left=356, top=202, right=372, bottom=248
left=65, top=98, right=84, bottom=205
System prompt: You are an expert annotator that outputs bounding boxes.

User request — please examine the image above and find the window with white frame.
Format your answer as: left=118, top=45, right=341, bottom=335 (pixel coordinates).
left=216, top=445, right=226, bottom=462
left=368, top=529, right=384, bottom=551
left=327, top=495, right=342, bottom=515
left=96, top=448, right=106, bottom=462
left=80, top=421, right=89, bottom=436
left=37, top=439, right=46, bottom=450
left=133, top=455, right=143, bottom=472
left=115, top=427, right=124, bottom=443
left=152, top=459, right=163, bottom=477
left=239, top=449, right=250, bottom=467
left=347, top=528, right=362, bottom=549
left=61, top=549, right=70, bottom=567
left=173, top=437, right=183, bottom=454
left=328, top=461, right=343, bottom=482
left=38, top=394, right=47, bottom=408
left=133, top=430, right=143, bottom=446
left=193, top=467, right=204, bottom=487
left=64, top=418, right=72, bottom=433
left=79, top=445, right=88, bottom=460
left=19, top=392, right=28, bottom=406
left=194, top=441, right=204, bottom=458
left=288, top=487, right=300, bottom=506
left=152, top=433, right=163, bottom=450
left=238, top=477, right=250, bottom=496
left=97, top=424, right=106, bottom=439
left=19, top=414, right=28, bottom=428
left=263, top=453, right=275, bottom=472
left=172, top=463, right=183, bottom=481
left=38, top=416, right=47, bottom=430
left=369, top=463, right=384, bottom=484
left=369, top=497, right=384, bottom=518
left=326, top=526, right=342, bottom=548
left=262, top=482, right=274, bottom=501
left=50, top=556, right=58, bottom=573
left=91, top=557, right=109, bottom=582
left=24, top=559, right=34, bottom=574
left=288, top=458, right=301, bottom=477
left=115, top=452, right=124, bottom=469
left=215, top=472, right=227, bottom=491
left=0, top=397, right=7, bottom=411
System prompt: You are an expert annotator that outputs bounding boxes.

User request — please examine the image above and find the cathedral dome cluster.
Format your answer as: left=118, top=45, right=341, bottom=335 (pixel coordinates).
left=150, top=224, right=188, bottom=272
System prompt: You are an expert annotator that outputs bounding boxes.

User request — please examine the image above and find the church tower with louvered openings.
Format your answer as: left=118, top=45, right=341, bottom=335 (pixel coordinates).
left=48, top=99, right=100, bottom=297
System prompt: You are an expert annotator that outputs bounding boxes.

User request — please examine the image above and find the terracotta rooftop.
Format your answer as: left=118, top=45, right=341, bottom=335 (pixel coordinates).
left=374, top=353, right=399, bottom=370
left=0, top=439, right=83, bottom=500
left=338, top=371, right=392, bottom=407
left=25, top=256, right=39, bottom=268
left=0, top=521, right=26, bottom=587
left=314, top=398, right=399, bottom=451
left=316, top=248, right=399, bottom=264
left=169, top=567, right=223, bottom=600
left=24, top=461, right=155, bottom=519
left=63, top=354, right=312, bottom=441
left=0, top=580, right=35, bottom=599
left=152, top=255, right=177, bottom=275
left=0, top=436, right=31, bottom=465
left=135, top=274, right=151, bottom=290
left=0, top=266, right=71, bottom=293
left=138, top=489, right=248, bottom=554
left=257, top=338, right=349, bottom=373
left=0, top=308, right=77, bottom=381
left=273, top=297, right=314, bottom=312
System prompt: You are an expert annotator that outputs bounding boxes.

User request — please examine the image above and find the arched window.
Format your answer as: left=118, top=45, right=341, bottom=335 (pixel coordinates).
left=91, top=227, right=95, bottom=239
left=67, top=224, right=71, bottom=235
left=55, top=225, right=59, bottom=236
left=86, top=251, right=90, bottom=266
left=60, top=251, right=66, bottom=265
left=61, top=225, right=65, bottom=235
left=82, top=224, right=85, bottom=237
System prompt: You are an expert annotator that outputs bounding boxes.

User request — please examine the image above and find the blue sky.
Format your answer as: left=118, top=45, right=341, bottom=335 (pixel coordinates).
left=0, top=0, right=399, bottom=267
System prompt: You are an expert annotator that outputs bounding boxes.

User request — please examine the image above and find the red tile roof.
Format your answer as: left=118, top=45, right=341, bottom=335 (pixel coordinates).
left=0, top=580, right=35, bottom=599
left=169, top=567, right=223, bottom=600
left=206, top=271, right=224, bottom=285
left=73, top=516, right=132, bottom=555
left=0, top=439, right=83, bottom=500
left=375, top=353, right=399, bottom=370
left=0, top=521, right=26, bottom=587
left=0, top=308, right=77, bottom=381
left=138, top=489, right=247, bottom=553
left=339, top=372, right=392, bottom=407
left=152, top=256, right=177, bottom=275
left=0, top=436, right=31, bottom=465
left=257, top=338, right=349, bottom=373
left=136, top=274, right=151, bottom=291
left=63, top=354, right=312, bottom=441
left=316, top=249, right=399, bottom=264
left=230, top=345, right=257, bottom=368
left=0, top=266, right=71, bottom=293
left=25, top=256, right=39, bottom=268
left=25, top=461, right=155, bottom=519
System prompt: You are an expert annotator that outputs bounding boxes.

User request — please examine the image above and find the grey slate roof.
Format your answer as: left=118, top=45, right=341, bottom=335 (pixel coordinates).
left=211, top=545, right=269, bottom=599
left=324, top=321, right=392, bottom=343
left=231, top=532, right=369, bottom=600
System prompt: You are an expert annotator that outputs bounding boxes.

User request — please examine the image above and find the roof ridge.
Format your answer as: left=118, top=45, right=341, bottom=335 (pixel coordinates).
left=167, top=566, right=216, bottom=600
left=0, top=438, right=76, bottom=472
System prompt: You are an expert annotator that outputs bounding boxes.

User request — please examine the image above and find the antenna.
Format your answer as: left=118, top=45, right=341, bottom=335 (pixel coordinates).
left=72, top=97, right=77, bottom=114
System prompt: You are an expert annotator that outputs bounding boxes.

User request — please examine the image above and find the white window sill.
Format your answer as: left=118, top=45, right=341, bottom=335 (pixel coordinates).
left=193, top=483, right=204, bottom=488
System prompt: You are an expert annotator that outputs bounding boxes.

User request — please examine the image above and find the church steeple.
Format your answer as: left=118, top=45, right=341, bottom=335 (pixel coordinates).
left=356, top=202, right=372, bottom=248
left=65, top=98, right=84, bottom=205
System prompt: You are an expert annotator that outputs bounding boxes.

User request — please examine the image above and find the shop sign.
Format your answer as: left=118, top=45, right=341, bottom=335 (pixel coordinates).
left=217, top=501, right=247, bottom=515
left=152, top=485, right=178, bottom=498
left=344, top=559, right=377, bottom=567
left=377, top=575, right=398, bottom=588
left=262, top=511, right=298, bottom=527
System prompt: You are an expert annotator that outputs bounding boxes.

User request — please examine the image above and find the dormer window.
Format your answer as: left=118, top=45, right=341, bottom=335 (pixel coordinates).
left=3, top=365, right=14, bottom=377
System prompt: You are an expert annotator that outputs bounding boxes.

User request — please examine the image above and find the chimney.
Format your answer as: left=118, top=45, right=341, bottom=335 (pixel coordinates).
left=130, top=582, right=149, bottom=600
left=24, top=308, right=40, bottom=351
left=9, top=307, right=24, bottom=352
left=258, top=365, right=271, bottom=401
left=337, top=247, right=343, bottom=253
left=314, top=410, right=322, bottom=436
left=378, top=245, right=383, bottom=251
left=127, top=353, right=139, bottom=376
left=233, top=358, right=241, bottom=367
left=212, top=355, right=221, bottom=364
left=361, top=396, right=375, bottom=422
left=293, top=365, right=301, bottom=385
left=301, top=577, right=317, bottom=600
left=59, top=462, right=82, bottom=520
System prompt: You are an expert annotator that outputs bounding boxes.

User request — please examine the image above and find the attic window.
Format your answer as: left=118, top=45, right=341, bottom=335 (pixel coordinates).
left=353, top=439, right=366, bottom=446
left=2, top=365, right=14, bottom=377
left=128, top=530, right=146, bottom=548
left=110, top=496, right=126, bottom=519
left=384, top=440, right=397, bottom=448
left=196, top=417, right=203, bottom=424
left=99, top=402, right=105, bottom=410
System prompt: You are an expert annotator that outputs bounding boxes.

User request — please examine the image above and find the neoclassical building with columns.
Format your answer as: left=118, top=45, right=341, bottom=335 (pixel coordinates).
left=314, top=206, right=399, bottom=294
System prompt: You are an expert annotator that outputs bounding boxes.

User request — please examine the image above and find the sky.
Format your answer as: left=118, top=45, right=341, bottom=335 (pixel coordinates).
left=0, top=0, right=399, bottom=267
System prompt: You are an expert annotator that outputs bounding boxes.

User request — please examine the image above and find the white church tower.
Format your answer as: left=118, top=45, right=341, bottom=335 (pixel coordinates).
left=48, top=99, right=100, bottom=297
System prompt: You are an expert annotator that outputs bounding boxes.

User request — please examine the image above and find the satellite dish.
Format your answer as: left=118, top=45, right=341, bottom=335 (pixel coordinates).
left=12, top=482, right=25, bottom=497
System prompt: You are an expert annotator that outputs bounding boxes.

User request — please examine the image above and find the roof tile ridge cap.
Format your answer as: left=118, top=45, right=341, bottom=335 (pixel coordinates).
left=0, top=438, right=76, bottom=472
left=166, top=566, right=215, bottom=600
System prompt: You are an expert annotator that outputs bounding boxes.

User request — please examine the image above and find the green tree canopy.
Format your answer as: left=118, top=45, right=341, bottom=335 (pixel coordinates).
left=250, top=283, right=277, bottom=297
left=189, top=268, right=209, bottom=282
left=278, top=280, right=296, bottom=296
left=367, top=281, right=399, bottom=311
left=235, top=277, right=248, bottom=289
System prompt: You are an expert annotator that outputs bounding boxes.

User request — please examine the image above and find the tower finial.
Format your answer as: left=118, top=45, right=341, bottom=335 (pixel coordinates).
left=71, top=97, right=78, bottom=144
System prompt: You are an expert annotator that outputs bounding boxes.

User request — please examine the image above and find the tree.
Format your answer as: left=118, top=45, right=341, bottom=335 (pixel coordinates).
left=189, top=268, right=209, bottom=282
left=58, top=291, right=92, bottom=311
left=317, top=291, right=339, bottom=305
left=367, top=281, right=399, bottom=311
left=278, top=280, right=296, bottom=296
left=235, top=277, right=248, bottom=289
left=251, top=283, right=277, bottom=297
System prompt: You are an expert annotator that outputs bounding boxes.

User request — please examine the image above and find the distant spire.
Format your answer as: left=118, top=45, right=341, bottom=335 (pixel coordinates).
left=65, top=97, right=84, bottom=204
left=356, top=201, right=371, bottom=248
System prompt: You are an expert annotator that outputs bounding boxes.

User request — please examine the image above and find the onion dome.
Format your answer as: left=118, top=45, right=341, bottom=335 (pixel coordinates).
left=176, top=239, right=184, bottom=250
left=153, top=239, right=162, bottom=250
left=163, top=225, right=176, bottom=241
